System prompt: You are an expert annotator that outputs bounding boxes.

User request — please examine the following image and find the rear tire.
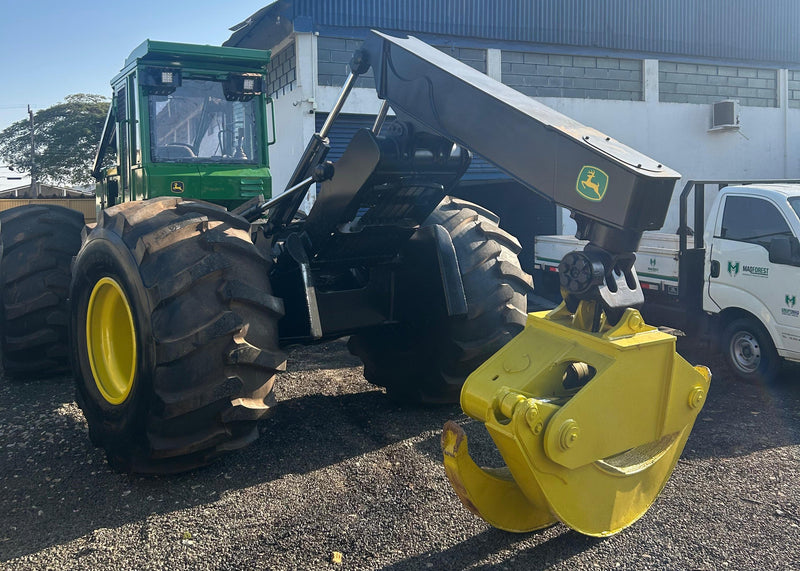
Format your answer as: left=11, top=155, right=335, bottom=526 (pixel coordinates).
left=721, top=317, right=781, bottom=384
left=348, top=197, right=533, bottom=404
left=70, top=197, right=286, bottom=473
left=0, top=205, right=84, bottom=378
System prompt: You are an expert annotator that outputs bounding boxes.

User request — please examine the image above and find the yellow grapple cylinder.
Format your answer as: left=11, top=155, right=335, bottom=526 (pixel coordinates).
left=442, top=304, right=711, bottom=537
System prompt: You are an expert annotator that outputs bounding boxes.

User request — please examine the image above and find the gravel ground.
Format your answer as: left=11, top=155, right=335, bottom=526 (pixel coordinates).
left=1, top=337, right=799, bottom=570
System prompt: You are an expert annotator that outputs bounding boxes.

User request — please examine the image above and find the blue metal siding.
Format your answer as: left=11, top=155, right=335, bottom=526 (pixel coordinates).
left=263, top=0, right=800, bottom=66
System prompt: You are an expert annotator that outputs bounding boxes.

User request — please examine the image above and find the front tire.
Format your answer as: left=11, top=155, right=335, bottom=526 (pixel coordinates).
left=348, top=197, right=533, bottom=404
left=71, top=198, right=286, bottom=473
left=0, top=205, right=84, bottom=378
left=721, top=317, right=781, bottom=384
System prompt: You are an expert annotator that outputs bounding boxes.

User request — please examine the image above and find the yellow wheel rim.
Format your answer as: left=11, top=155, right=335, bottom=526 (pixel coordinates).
left=86, top=277, right=137, bottom=405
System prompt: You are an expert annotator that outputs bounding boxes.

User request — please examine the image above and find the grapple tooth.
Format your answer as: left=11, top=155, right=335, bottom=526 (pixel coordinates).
left=443, top=306, right=712, bottom=537
left=441, top=421, right=556, bottom=533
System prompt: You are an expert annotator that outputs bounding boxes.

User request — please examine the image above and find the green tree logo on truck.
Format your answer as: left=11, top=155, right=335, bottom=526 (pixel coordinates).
left=783, top=295, right=799, bottom=317
left=576, top=166, right=608, bottom=201
left=727, top=261, right=739, bottom=277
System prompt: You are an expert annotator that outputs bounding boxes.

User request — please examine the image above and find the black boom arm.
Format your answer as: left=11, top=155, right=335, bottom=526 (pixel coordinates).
left=359, top=31, right=681, bottom=323
left=360, top=30, right=679, bottom=255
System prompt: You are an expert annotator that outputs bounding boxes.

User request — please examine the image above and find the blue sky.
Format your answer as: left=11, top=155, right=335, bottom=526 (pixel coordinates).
left=0, top=0, right=272, bottom=131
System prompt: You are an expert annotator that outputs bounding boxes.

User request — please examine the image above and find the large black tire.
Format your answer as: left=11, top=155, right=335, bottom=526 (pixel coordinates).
left=0, top=205, right=84, bottom=379
left=348, top=197, right=533, bottom=404
left=70, top=197, right=286, bottom=474
left=721, top=316, right=781, bottom=384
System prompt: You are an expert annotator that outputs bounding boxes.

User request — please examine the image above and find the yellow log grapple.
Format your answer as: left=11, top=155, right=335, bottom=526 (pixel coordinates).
left=443, top=302, right=710, bottom=536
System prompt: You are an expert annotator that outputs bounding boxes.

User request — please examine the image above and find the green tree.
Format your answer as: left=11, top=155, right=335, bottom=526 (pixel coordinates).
left=0, top=94, right=109, bottom=186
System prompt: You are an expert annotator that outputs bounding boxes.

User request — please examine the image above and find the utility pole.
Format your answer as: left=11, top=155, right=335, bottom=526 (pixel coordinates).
left=28, top=104, right=37, bottom=197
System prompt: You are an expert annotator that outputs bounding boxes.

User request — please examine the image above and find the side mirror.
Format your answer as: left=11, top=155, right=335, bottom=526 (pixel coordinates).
left=769, top=236, right=800, bottom=266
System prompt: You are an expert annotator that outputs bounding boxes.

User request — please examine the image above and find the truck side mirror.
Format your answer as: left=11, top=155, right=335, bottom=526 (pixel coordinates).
left=768, top=236, right=800, bottom=266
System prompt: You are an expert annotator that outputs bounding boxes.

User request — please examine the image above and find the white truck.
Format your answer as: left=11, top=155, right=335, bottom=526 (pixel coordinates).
left=534, top=180, right=800, bottom=383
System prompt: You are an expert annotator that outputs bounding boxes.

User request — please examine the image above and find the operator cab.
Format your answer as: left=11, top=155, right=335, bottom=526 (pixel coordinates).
left=92, top=40, right=274, bottom=211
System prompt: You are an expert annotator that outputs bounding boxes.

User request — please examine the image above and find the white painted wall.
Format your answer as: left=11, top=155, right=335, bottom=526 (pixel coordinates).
left=316, top=85, right=384, bottom=116
left=267, top=32, right=320, bottom=212
left=269, top=92, right=316, bottom=202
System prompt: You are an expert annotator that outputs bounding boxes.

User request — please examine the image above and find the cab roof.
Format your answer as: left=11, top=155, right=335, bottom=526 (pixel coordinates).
left=724, top=183, right=800, bottom=199
left=111, top=40, right=271, bottom=84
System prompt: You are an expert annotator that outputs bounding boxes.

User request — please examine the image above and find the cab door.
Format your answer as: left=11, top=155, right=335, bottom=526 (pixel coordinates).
left=113, top=76, right=140, bottom=204
left=113, top=82, right=129, bottom=203
left=707, top=194, right=800, bottom=355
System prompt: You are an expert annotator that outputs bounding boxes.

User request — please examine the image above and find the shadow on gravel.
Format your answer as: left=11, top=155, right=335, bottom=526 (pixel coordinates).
left=251, top=390, right=459, bottom=475
left=0, top=372, right=459, bottom=562
left=283, top=338, right=363, bottom=372
left=383, top=526, right=601, bottom=571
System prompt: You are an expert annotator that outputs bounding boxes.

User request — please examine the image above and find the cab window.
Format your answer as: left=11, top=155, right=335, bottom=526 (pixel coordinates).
left=719, top=196, right=793, bottom=250
left=148, top=79, right=260, bottom=164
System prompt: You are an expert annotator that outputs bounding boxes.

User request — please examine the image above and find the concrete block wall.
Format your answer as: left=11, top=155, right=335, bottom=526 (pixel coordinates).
left=501, top=52, right=642, bottom=101
left=317, top=37, right=375, bottom=88
left=790, top=70, right=800, bottom=109
left=313, top=37, right=790, bottom=109
left=311, top=34, right=798, bottom=111
left=659, top=62, right=777, bottom=107
left=317, top=37, right=488, bottom=86
left=267, top=42, right=297, bottom=99
left=434, top=45, right=487, bottom=73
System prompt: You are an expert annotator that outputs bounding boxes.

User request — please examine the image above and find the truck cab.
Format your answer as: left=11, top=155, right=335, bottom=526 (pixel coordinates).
left=92, top=40, right=274, bottom=211
left=704, top=184, right=800, bottom=372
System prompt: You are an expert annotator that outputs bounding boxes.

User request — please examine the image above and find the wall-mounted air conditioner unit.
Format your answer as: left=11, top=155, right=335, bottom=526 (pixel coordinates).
left=709, top=100, right=739, bottom=131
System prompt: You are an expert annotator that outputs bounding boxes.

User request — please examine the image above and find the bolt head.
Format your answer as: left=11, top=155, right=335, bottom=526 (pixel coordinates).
left=559, top=420, right=580, bottom=450
left=524, top=401, right=539, bottom=428
left=688, top=386, right=705, bottom=409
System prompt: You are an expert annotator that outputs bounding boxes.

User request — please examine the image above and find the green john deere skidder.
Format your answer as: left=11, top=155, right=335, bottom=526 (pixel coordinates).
left=0, top=39, right=530, bottom=472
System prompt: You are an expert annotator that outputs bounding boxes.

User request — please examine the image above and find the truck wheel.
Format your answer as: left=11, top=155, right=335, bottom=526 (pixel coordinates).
left=0, top=205, right=84, bottom=379
left=348, top=197, right=533, bottom=404
left=721, top=317, right=781, bottom=384
left=70, top=198, right=286, bottom=474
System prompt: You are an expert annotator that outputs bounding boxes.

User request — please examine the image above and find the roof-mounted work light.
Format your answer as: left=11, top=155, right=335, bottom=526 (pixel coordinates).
left=141, top=67, right=182, bottom=95
left=223, top=73, right=263, bottom=102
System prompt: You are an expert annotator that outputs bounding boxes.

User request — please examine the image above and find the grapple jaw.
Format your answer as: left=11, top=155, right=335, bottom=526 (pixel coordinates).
left=442, top=303, right=711, bottom=537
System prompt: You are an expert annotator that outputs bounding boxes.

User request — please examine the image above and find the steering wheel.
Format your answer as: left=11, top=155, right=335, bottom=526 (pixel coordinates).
left=164, top=143, right=197, bottom=158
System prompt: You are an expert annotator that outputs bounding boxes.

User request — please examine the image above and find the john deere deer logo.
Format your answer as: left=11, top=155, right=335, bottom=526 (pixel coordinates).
left=171, top=181, right=185, bottom=194
left=576, top=166, right=609, bottom=201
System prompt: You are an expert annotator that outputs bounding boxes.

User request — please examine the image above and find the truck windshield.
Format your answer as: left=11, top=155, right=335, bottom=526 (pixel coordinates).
left=789, top=197, right=800, bottom=222
left=149, top=79, right=260, bottom=164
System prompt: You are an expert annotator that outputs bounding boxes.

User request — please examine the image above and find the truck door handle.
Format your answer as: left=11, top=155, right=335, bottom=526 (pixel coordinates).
left=710, top=260, right=720, bottom=278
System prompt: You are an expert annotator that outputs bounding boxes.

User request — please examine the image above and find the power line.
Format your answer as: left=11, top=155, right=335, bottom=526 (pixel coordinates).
left=28, top=105, right=37, bottom=197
